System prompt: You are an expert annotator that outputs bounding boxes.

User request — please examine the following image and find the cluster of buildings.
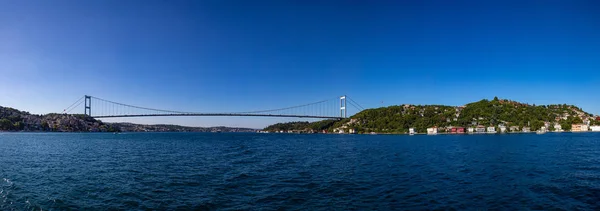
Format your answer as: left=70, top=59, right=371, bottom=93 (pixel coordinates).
left=421, top=123, right=600, bottom=135
left=422, top=126, right=499, bottom=135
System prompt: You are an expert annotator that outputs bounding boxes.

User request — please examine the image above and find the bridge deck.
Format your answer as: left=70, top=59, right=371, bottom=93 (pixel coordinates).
left=92, top=113, right=344, bottom=119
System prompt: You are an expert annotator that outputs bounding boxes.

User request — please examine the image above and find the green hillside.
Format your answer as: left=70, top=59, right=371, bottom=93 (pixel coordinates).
left=264, top=97, right=599, bottom=134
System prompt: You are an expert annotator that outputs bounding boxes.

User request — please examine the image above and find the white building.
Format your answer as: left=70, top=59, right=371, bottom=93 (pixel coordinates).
left=487, top=126, right=496, bottom=133
left=591, top=126, right=600, bottom=132
left=409, top=128, right=415, bottom=135
left=476, top=126, right=486, bottom=133
left=467, top=127, right=475, bottom=133
left=554, top=123, right=563, bottom=132
left=427, top=127, right=438, bottom=135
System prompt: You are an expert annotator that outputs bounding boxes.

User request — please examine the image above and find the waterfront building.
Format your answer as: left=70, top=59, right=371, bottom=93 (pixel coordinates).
left=499, top=125, right=507, bottom=133
left=475, top=125, right=486, bottom=133
left=467, top=127, right=475, bottom=133
left=554, top=123, right=562, bottom=132
left=427, top=127, right=438, bottom=135
left=487, top=126, right=496, bottom=133
left=522, top=127, right=531, bottom=133
left=446, top=126, right=465, bottom=134
left=591, top=126, right=600, bottom=132
left=409, top=128, right=415, bottom=135
left=509, top=126, right=520, bottom=132
left=572, top=124, right=589, bottom=132
left=572, top=124, right=582, bottom=132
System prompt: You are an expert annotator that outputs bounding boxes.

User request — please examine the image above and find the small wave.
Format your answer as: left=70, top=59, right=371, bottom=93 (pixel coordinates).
left=1, top=178, right=13, bottom=187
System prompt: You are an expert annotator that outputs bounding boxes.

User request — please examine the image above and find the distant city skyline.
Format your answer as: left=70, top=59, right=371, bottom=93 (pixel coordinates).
left=1, top=0, right=599, bottom=128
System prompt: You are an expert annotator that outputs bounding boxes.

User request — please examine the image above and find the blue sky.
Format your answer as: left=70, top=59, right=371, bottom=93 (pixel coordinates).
left=1, top=0, right=599, bottom=128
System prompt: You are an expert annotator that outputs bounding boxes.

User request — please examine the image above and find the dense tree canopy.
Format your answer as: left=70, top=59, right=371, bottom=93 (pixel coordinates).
left=263, top=120, right=337, bottom=132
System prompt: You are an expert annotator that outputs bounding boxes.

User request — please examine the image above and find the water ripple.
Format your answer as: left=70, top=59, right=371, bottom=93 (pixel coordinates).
left=2, top=133, right=600, bottom=209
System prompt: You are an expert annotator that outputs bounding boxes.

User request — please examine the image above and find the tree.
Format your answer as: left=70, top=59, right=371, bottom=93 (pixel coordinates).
left=560, top=120, right=572, bottom=131
left=13, top=121, right=24, bottom=130
left=531, top=120, right=544, bottom=131
left=571, top=116, right=583, bottom=124
left=0, top=118, right=12, bottom=130
left=41, top=121, right=50, bottom=131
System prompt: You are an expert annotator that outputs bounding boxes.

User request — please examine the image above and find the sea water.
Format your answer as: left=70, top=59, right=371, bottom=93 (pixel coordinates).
left=1, top=132, right=600, bottom=210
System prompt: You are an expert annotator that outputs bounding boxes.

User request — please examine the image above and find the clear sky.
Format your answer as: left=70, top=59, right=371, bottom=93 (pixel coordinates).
left=1, top=0, right=599, bottom=128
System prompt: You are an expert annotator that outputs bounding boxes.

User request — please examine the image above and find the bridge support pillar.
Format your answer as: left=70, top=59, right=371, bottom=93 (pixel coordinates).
left=84, top=95, right=91, bottom=116
left=340, top=95, right=346, bottom=118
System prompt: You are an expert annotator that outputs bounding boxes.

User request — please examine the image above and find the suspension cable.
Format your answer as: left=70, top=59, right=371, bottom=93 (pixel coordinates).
left=90, top=96, right=188, bottom=114
left=347, top=100, right=363, bottom=113
left=63, top=96, right=84, bottom=114
left=232, top=97, right=339, bottom=114
left=65, top=99, right=85, bottom=114
left=87, top=95, right=350, bottom=117
left=348, top=97, right=365, bottom=111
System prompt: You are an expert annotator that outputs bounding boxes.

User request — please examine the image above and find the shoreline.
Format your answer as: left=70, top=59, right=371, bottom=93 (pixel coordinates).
left=259, top=131, right=600, bottom=135
left=2, top=131, right=599, bottom=135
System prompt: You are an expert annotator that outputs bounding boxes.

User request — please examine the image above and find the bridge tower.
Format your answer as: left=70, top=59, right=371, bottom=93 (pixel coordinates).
left=84, top=95, right=92, bottom=116
left=340, top=95, right=347, bottom=118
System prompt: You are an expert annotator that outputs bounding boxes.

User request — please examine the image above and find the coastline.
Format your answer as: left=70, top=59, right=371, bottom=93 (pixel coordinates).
left=257, top=131, right=600, bottom=135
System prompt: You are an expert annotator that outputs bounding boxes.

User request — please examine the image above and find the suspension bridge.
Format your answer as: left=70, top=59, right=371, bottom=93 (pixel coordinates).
left=63, top=95, right=365, bottom=120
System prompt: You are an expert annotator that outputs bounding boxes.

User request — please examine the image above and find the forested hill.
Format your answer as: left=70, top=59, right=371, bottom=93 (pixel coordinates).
left=264, top=97, right=599, bottom=134
left=263, top=120, right=337, bottom=132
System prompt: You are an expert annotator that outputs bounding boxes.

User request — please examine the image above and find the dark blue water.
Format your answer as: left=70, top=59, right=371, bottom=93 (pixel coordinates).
left=2, top=132, right=600, bottom=210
